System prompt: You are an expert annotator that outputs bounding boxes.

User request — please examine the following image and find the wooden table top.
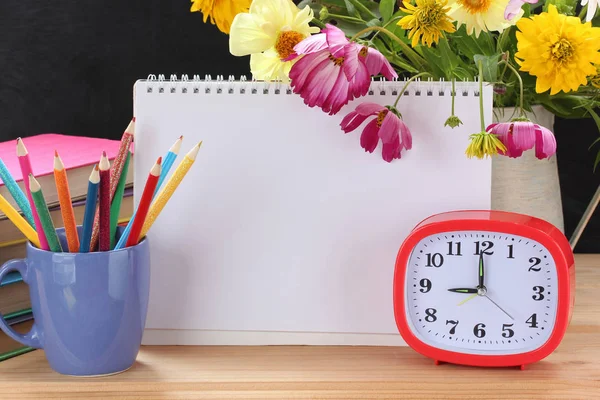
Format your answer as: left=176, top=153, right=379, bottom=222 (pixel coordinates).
left=0, top=254, right=598, bottom=399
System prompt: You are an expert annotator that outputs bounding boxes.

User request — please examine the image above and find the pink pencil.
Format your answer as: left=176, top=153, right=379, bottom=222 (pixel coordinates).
left=98, top=151, right=111, bottom=252
left=17, top=138, right=49, bottom=250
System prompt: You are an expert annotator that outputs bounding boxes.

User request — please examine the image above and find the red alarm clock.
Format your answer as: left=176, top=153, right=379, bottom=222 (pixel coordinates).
left=393, top=210, right=575, bottom=369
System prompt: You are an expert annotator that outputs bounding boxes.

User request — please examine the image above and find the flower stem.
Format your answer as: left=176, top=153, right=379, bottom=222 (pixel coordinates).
left=349, top=26, right=428, bottom=72
left=393, top=72, right=431, bottom=108
left=369, top=16, right=403, bottom=42
left=451, top=78, right=456, bottom=116
left=500, top=60, right=525, bottom=117
left=478, top=60, right=485, bottom=132
left=327, top=13, right=366, bottom=24
left=311, top=18, right=326, bottom=29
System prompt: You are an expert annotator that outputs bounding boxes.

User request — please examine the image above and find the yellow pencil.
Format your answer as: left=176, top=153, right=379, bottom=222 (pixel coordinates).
left=139, top=142, right=202, bottom=240
left=0, top=193, right=41, bottom=248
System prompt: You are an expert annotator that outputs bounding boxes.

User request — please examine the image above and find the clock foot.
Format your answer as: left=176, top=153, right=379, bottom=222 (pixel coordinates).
left=434, top=360, right=442, bottom=366
left=520, top=364, right=526, bottom=371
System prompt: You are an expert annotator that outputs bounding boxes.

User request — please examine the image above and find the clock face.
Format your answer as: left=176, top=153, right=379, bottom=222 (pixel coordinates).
left=405, top=230, right=558, bottom=355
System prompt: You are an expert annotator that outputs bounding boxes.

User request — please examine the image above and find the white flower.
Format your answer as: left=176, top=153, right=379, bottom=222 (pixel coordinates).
left=582, top=0, right=599, bottom=22
left=229, top=0, right=319, bottom=81
left=447, top=0, right=522, bottom=37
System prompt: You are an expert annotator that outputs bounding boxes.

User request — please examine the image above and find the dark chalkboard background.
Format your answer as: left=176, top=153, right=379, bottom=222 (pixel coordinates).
left=0, top=1, right=598, bottom=252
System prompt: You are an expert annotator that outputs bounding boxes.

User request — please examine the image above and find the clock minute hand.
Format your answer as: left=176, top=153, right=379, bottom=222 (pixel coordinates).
left=447, top=288, right=478, bottom=294
left=478, top=252, right=484, bottom=288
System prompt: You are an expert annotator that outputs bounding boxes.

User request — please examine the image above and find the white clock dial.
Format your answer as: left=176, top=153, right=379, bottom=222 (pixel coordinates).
left=405, top=230, right=558, bottom=355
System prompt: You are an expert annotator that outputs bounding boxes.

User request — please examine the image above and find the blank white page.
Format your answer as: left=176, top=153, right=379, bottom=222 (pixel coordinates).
left=133, top=78, right=492, bottom=345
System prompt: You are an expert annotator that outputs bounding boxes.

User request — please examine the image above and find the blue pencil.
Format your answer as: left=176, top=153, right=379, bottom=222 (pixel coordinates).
left=0, top=158, right=35, bottom=228
left=114, top=135, right=183, bottom=250
left=79, top=165, right=100, bottom=253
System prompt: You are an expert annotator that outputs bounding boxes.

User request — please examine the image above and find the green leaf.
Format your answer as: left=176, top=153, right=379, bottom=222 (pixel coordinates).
left=437, top=38, right=461, bottom=79
left=474, top=54, right=501, bottom=82
left=594, top=150, right=600, bottom=172
left=452, top=67, right=475, bottom=81
left=344, top=0, right=361, bottom=18
left=453, top=26, right=495, bottom=59
left=583, top=104, right=600, bottom=132
left=379, top=0, right=395, bottom=23
left=329, top=18, right=369, bottom=37
left=366, top=18, right=382, bottom=27
left=346, top=0, right=379, bottom=19
left=420, top=47, right=447, bottom=79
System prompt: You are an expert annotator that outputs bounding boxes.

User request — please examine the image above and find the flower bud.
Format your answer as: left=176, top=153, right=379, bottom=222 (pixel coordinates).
left=493, top=83, right=507, bottom=95
left=319, top=6, right=329, bottom=20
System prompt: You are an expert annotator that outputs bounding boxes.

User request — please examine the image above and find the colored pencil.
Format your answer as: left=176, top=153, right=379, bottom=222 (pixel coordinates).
left=80, top=165, right=100, bottom=253
left=115, top=135, right=183, bottom=249
left=109, top=151, right=131, bottom=249
left=125, top=157, right=162, bottom=248
left=17, top=138, right=49, bottom=250
left=139, top=142, right=202, bottom=241
left=98, top=152, right=111, bottom=252
left=53, top=151, right=80, bottom=252
left=0, top=193, right=41, bottom=248
left=155, top=135, right=183, bottom=196
left=29, top=175, right=62, bottom=252
left=0, top=158, right=35, bottom=228
left=90, top=119, right=135, bottom=250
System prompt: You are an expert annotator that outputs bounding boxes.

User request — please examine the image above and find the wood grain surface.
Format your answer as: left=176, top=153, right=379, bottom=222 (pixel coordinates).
left=0, top=254, right=598, bottom=399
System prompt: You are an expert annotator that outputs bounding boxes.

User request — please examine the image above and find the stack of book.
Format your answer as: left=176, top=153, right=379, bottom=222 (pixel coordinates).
left=0, top=134, right=134, bottom=361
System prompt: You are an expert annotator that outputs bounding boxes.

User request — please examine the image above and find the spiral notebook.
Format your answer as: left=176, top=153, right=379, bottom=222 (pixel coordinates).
left=133, top=75, right=493, bottom=346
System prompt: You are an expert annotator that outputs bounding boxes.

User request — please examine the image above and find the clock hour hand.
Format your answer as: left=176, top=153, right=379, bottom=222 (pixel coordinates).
left=447, top=288, right=478, bottom=294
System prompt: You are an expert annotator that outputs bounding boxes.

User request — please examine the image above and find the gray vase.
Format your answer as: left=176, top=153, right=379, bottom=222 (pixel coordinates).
left=491, top=106, right=564, bottom=232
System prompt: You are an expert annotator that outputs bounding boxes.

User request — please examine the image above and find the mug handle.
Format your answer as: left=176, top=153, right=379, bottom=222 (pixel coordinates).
left=0, top=259, right=42, bottom=349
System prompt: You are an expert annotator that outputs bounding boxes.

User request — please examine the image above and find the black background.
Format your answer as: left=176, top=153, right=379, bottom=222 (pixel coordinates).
left=0, top=1, right=598, bottom=251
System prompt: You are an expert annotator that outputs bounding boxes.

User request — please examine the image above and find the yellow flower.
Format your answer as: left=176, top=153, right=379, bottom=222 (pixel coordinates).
left=591, top=66, right=600, bottom=89
left=447, top=0, right=521, bottom=37
left=191, top=0, right=251, bottom=34
left=465, top=131, right=506, bottom=159
left=515, top=5, right=600, bottom=95
left=229, top=0, right=319, bottom=81
left=398, top=0, right=456, bottom=47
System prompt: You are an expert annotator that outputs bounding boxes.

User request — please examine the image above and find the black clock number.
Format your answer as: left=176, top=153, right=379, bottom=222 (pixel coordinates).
left=424, top=308, right=437, bottom=322
left=419, top=278, right=432, bottom=293
left=532, top=286, right=545, bottom=301
left=528, top=257, right=542, bottom=272
left=474, top=241, right=494, bottom=255
left=425, top=253, right=444, bottom=268
left=526, top=313, right=539, bottom=328
left=473, top=323, right=486, bottom=338
left=445, top=320, right=459, bottom=334
left=501, top=323, right=515, bottom=338
left=507, top=244, right=515, bottom=259
left=447, top=241, right=462, bottom=256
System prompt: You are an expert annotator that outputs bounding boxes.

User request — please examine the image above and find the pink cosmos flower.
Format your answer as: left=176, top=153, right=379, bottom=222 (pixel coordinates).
left=290, top=25, right=398, bottom=115
left=504, top=0, right=537, bottom=20
left=487, top=120, right=557, bottom=159
left=340, top=102, right=412, bottom=162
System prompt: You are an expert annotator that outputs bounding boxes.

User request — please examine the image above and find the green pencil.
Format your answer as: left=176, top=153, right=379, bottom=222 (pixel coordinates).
left=29, top=174, right=63, bottom=252
left=110, top=151, right=131, bottom=249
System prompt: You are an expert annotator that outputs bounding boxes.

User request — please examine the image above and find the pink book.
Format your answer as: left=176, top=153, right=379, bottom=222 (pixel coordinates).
left=0, top=134, right=134, bottom=214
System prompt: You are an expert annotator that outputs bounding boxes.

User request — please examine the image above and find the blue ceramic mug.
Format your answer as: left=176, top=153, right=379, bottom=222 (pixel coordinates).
left=0, top=227, right=150, bottom=376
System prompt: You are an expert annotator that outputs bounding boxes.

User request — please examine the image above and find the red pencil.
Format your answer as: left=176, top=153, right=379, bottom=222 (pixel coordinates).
left=90, top=118, right=135, bottom=250
left=98, top=151, right=111, bottom=251
left=126, top=157, right=162, bottom=247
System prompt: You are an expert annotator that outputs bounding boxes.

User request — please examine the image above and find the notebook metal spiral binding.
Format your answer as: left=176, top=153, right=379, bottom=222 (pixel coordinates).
left=143, top=74, right=481, bottom=97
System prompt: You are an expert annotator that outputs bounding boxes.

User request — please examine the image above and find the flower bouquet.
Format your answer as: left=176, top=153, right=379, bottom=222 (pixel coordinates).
left=191, top=0, right=600, bottom=165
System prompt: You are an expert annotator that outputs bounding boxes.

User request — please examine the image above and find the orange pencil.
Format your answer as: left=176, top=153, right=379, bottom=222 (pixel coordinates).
left=54, top=151, right=80, bottom=252
left=125, top=157, right=162, bottom=247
